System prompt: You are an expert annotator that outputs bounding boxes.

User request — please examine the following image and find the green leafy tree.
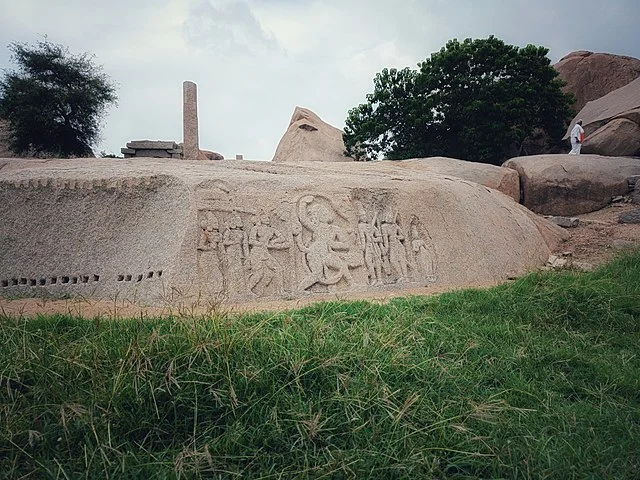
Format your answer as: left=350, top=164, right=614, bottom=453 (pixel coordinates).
left=344, top=36, right=573, bottom=164
left=0, top=39, right=117, bottom=157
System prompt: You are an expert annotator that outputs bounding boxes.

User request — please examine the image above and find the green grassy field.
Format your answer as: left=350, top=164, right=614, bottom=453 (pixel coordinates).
left=1, top=252, right=639, bottom=479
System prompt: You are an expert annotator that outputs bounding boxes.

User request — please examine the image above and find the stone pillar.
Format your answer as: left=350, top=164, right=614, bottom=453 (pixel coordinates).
left=183, top=81, right=199, bottom=160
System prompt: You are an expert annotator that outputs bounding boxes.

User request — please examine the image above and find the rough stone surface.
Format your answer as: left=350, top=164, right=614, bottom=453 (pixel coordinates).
left=0, top=157, right=566, bottom=306
left=618, top=209, right=640, bottom=224
left=554, top=51, right=640, bottom=112
left=386, top=157, right=520, bottom=202
left=127, top=141, right=178, bottom=150
left=272, top=107, right=353, bottom=163
left=633, top=183, right=640, bottom=205
left=503, top=154, right=640, bottom=215
left=581, top=118, right=640, bottom=157
left=183, top=81, right=199, bottom=160
left=546, top=255, right=568, bottom=269
left=123, top=141, right=181, bottom=159
left=565, top=77, right=640, bottom=157
left=200, top=150, right=224, bottom=161
left=548, top=216, right=580, bottom=228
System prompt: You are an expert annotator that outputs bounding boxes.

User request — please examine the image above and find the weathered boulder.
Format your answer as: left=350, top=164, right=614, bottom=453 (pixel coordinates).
left=565, top=77, right=640, bottom=157
left=355, top=157, right=520, bottom=202
left=200, top=150, right=224, bottom=161
left=503, top=154, right=640, bottom=215
left=632, top=180, right=640, bottom=205
left=583, top=118, right=640, bottom=157
left=619, top=209, right=640, bottom=224
left=0, top=157, right=566, bottom=307
left=281, top=157, right=520, bottom=202
left=554, top=51, right=640, bottom=112
left=272, top=107, right=353, bottom=163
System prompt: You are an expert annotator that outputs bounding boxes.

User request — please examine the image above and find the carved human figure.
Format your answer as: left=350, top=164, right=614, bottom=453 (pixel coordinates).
left=247, top=214, right=289, bottom=296
left=381, top=211, right=409, bottom=281
left=357, top=208, right=383, bottom=285
left=296, top=195, right=354, bottom=290
left=410, top=222, right=437, bottom=282
left=222, top=214, right=249, bottom=294
left=197, top=212, right=223, bottom=293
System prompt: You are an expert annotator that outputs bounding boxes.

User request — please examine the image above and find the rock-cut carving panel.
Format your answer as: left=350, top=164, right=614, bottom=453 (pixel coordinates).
left=195, top=192, right=439, bottom=298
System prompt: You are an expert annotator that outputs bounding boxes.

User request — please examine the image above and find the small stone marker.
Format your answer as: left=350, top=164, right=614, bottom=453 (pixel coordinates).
left=547, top=216, right=580, bottom=228
left=236, top=154, right=243, bottom=160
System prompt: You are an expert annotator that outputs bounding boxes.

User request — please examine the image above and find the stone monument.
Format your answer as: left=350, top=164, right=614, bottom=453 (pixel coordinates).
left=0, top=157, right=567, bottom=307
left=183, top=81, right=200, bottom=160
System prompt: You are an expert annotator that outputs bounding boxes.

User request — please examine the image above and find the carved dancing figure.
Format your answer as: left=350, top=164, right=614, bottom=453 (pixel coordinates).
left=222, top=214, right=249, bottom=294
left=197, top=211, right=224, bottom=293
left=410, top=222, right=437, bottom=282
left=381, top=211, right=409, bottom=281
left=247, top=214, right=289, bottom=296
left=296, top=195, right=354, bottom=290
left=357, top=208, right=383, bottom=285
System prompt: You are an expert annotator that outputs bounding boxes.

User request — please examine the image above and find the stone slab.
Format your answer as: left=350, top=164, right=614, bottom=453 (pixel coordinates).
left=126, top=140, right=178, bottom=150
left=134, top=149, right=172, bottom=158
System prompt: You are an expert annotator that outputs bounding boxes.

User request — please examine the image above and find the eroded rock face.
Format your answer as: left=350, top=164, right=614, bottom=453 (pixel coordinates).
left=272, top=107, right=353, bottom=163
left=584, top=118, right=640, bottom=157
left=503, top=154, right=640, bottom=215
left=200, top=150, right=224, bottom=161
left=555, top=51, right=640, bottom=112
left=386, top=157, right=520, bottom=202
left=0, top=158, right=565, bottom=306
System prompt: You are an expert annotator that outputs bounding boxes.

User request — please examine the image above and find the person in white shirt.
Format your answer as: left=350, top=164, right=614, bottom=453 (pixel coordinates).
left=569, top=119, right=585, bottom=155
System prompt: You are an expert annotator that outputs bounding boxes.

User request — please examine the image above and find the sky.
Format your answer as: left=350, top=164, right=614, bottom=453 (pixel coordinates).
left=1, top=0, right=639, bottom=160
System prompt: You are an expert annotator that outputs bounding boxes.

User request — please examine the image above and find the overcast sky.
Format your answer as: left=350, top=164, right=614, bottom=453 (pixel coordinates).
left=1, top=0, right=639, bottom=159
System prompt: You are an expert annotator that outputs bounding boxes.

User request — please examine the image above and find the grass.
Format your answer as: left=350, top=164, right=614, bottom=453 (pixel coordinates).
left=1, top=252, right=639, bottom=479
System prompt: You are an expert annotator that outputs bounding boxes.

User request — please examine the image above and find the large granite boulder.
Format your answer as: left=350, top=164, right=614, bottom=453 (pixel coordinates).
left=382, top=157, right=520, bottom=202
left=272, top=107, right=353, bottom=163
left=565, top=77, right=640, bottom=157
left=271, top=157, right=520, bottom=202
left=503, top=154, right=640, bottom=215
left=0, top=157, right=566, bottom=307
left=584, top=118, right=640, bottom=157
left=554, top=51, right=640, bottom=112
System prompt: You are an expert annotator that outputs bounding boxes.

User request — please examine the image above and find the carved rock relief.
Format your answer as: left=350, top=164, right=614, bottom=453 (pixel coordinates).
left=194, top=191, right=438, bottom=298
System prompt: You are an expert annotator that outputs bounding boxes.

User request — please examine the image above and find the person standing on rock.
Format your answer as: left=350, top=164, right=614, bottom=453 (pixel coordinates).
left=569, top=119, right=585, bottom=155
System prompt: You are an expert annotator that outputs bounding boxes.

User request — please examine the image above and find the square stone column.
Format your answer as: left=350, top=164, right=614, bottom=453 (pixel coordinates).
left=183, top=81, right=199, bottom=160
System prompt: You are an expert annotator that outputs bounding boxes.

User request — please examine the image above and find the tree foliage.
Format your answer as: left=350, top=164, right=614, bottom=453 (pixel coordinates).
left=344, top=36, right=573, bottom=165
left=0, top=39, right=117, bottom=157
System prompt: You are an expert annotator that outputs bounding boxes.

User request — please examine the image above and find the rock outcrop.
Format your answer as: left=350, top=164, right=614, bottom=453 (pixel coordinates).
left=583, top=118, right=640, bottom=157
left=1, top=157, right=566, bottom=307
left=200, top=150, right=224, bottom=161
left=565, top=77, right=640, bottom=157
left=272, top=107, right=353, bottom=163
left=554, top=51, right=640, bottom=112
left=385, top=157, right=520, bottom=202
left=503, top=154, right=640, bottom=216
